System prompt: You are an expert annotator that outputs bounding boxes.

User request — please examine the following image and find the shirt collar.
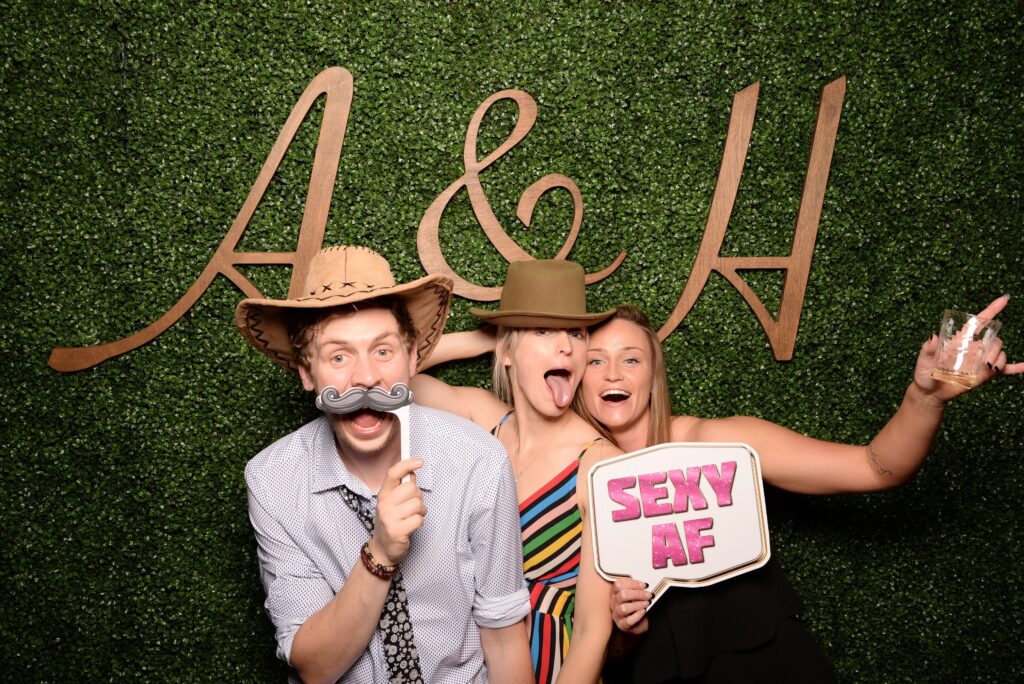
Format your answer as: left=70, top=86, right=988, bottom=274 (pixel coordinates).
left=310, top=406, right=434, bottom=495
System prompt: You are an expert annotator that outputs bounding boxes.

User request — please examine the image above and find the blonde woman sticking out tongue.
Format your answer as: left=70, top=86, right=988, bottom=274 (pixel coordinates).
left=412, top=260, right=621, bottom=684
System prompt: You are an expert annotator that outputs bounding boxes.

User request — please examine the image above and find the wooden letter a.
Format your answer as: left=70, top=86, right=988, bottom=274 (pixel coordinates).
left=49, top=67, right=353, bottom=372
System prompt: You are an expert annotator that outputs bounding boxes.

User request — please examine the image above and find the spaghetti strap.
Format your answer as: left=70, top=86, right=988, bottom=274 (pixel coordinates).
left=490, top=410, right=514, bottom=436
left=577, top=437, right=603, bottom=460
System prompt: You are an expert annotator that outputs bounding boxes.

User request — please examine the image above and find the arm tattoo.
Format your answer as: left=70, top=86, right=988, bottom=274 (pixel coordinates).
left=866, top=443, right=894, bottom=477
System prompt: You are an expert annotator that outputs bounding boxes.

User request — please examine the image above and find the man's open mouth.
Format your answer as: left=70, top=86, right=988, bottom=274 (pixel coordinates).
left=347, top=409, right=386, bottom=431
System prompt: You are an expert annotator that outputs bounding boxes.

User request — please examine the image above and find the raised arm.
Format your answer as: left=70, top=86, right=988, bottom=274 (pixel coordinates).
left=409, top=372, right=509, bottom=428
left=418, top=327, right=497, bottom=371
left=412, top=326, right=508, bottom=428
left=691, top=389, right=939, bottom=494
left=691, top=295, right=1019, bottom=495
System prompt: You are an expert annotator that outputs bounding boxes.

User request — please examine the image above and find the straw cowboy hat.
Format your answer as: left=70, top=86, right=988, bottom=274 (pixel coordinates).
left=470, top=259, right=614, bottom=328
left=236, top=245, right=453, bottom=372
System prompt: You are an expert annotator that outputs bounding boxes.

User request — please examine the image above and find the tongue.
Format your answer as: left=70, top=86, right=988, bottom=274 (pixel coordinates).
left=350, top=410, right=383, bottom=428
left=545, top=374, right=572, bottom=408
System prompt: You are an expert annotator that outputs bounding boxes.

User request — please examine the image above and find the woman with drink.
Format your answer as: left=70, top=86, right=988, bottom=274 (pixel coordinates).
left=426, top=292, right=1017, bottom=682
left=590, top=297, right=1015, bottom=682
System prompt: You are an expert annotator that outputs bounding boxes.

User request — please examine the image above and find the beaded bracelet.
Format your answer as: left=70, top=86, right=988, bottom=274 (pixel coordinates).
left=360, top=541, right=398, bottom=580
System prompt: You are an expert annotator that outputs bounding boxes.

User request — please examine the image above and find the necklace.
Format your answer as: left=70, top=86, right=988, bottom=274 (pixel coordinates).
left=512, top=417, right=568, bottom=482
left=514, top=451, right=543, bottom=482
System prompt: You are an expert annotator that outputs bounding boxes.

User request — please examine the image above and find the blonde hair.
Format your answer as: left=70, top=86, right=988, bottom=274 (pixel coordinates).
left=491, top=326, right=590, bottom=408
left=491, top=327, right=524, bottom=405
left=579, top=305, right=673, bottom=448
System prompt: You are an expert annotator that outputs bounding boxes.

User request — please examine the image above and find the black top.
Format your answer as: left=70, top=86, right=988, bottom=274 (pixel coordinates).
left=604, top=556, right=803, bottom=683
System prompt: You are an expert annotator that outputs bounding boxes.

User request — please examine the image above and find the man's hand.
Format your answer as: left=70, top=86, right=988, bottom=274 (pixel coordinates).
left=369, top=459, right=426, bottom=566
left=610, top=578, right=651, bottom=635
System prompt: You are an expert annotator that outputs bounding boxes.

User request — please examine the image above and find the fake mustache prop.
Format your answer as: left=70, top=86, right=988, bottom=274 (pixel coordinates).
left=315, top=384, right=415, bottom=479
left=315, top=384, right=413, bottom=414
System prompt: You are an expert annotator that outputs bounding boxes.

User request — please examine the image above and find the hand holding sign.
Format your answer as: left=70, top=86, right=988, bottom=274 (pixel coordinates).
left=588, top=443, right=770, bottom=610
left=610, top=578, right=653, bottom=634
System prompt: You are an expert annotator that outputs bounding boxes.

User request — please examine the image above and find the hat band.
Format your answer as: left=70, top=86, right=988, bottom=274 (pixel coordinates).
left=296, top=282, right=390, bottom=301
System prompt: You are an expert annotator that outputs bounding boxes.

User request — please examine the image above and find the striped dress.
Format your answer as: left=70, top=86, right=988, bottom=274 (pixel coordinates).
left=520, top=456, right=586, bottom=683
left=494, top=410, right=600, bottom=684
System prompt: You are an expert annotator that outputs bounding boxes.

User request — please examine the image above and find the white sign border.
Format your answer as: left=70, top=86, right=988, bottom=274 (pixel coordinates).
left=587, top=442, right=772, bottom=608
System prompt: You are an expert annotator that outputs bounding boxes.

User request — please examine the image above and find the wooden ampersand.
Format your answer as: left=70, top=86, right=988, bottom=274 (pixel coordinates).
left=417, top=89, right=627, bottom=299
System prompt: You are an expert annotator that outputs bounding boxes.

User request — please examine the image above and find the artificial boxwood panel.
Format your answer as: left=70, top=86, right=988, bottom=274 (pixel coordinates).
left=1, top=1, right=1021, bottom=681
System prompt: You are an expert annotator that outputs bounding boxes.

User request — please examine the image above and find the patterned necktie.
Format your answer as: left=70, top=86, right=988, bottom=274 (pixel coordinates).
left=338, top=485, right=424, bottom=684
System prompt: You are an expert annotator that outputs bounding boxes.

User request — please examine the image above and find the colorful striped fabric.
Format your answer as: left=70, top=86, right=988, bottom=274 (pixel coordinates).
left=492, top=413, right=601, bottom=683
left=519, top=442, right=598, bottom=684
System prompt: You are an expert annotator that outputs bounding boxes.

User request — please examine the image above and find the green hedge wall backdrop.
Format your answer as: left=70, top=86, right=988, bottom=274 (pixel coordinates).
left=2, top=1, right=1021, bottom=681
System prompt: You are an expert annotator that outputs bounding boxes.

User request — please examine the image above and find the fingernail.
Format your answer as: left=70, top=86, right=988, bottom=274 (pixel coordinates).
left=995, top=366, right=1002, bottom=373
left=986, top=362, right=993, bottom=369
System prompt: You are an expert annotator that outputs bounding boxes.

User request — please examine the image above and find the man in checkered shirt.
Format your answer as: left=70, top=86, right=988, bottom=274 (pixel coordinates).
left=237, top=246, right=532, bottom=683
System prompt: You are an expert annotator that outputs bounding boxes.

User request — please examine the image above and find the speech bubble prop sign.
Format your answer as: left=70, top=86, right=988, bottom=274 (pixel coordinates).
left=588, top=443, right=770, bottom=609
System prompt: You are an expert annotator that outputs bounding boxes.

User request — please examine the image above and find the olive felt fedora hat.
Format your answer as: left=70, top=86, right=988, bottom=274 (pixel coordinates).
left=236, top=245, right=453, bottom=372
left=469, top=259, right=614, bottom=329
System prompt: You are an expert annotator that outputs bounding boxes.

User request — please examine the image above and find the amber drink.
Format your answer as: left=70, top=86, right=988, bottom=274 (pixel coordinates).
left=931, top=309, right=1000, bottom=387
left=930, top=368, right=977, bottom=388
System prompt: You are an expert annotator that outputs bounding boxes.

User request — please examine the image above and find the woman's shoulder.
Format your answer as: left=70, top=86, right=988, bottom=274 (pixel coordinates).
left=571, top=423, right=623, bottom=463
left=569, top=425, right=623, bottom=508
left=565, top=414, right=614, bottom=447
left=669, top=414, right=703, bottom=441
